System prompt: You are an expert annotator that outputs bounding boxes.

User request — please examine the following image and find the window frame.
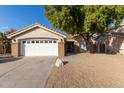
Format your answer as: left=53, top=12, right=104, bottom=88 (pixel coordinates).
left=32, top=41, right=35, bottom=43
left=22, top=41, right=26, bottom=44
left=36, top=41, right=39, bottom=43
left=49, top=41, right=52, bottom=43
left=53, top=40, right=57, bottom=43
left=27, top=41, right=30, bottom=44
left=45, top=40, right=48, bottom=43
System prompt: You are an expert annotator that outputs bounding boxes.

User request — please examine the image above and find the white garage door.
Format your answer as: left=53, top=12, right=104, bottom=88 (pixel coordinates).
left=21, top=39, right=58, bottom=56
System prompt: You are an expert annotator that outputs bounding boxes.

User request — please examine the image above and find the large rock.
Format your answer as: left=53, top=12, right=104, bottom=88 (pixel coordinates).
left=55, top=58, right=63, bottom=67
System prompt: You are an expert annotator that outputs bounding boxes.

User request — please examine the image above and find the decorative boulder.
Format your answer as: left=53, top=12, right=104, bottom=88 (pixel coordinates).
left=55, top=58, right=63, bottom=67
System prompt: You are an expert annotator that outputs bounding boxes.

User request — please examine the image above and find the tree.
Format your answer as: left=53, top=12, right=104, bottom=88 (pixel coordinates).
left=0, top=32, right=9, bottom=54
left=44, top=5, right=124, bottom=51
left=4, top=28, right=17, bottom=35
left=0, top=29, right=16, bottom=54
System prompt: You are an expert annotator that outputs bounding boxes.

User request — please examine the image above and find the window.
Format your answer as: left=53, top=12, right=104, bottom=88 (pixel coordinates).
left=53, top=41, right=57, bottom=43
left=32, top=41, right=35, bottom=43
left=27, top=41, right=30, bottom=43
left=36, top=41, right=39, bottom=43
left=45, top=41, right=48, bottom=43
left=22, top=41, right=26, bottom=44
left=49, top=41, right=52, bottom=43
left=40, top=41, right=43, bottom=43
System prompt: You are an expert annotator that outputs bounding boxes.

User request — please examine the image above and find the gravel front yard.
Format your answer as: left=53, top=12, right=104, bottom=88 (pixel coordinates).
left=45, top=53, right=124, bottom=88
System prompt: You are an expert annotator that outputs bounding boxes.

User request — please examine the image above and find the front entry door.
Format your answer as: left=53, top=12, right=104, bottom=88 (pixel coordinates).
left=66, top=42, right=74, bottom=53
left=100, top=44, right=105, bottom=53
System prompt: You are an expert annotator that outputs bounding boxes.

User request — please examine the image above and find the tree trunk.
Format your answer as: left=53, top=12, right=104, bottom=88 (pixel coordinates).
left=80, top=33, right=91, bottom=52
left=3, top=45, right=6, bottom=54
left=85, top=40, right=90, bottom=52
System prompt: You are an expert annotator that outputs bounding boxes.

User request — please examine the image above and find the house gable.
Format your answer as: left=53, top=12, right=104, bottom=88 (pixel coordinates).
left=7, top=23, right=66, bottom=43
left=12, top=27, right=65, bottom=43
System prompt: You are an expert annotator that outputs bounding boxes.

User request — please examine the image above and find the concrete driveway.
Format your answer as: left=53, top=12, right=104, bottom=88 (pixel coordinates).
left=0, top=56, right=57, bottom=88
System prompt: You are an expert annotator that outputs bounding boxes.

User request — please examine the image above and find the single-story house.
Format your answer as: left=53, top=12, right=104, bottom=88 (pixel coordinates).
left=93, top=23, right=124, bottom=55
left=7, top=23, right=85, bottom=58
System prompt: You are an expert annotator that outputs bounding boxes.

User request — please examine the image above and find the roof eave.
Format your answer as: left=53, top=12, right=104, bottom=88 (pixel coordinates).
left=7, top=23, right=67, bottom=39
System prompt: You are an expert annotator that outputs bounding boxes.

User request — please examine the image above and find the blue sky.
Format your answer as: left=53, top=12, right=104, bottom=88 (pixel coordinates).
left=0, top=5, right=53, bottom=32
left=0, top=5, right=123, bottom=32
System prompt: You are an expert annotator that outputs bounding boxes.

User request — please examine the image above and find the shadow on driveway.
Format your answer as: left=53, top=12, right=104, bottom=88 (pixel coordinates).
left=0, top=57, right=22, bottom=64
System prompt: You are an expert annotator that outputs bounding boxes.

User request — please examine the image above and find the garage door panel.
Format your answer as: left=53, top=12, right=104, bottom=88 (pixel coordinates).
left=21, top=40, right=58, bottom=56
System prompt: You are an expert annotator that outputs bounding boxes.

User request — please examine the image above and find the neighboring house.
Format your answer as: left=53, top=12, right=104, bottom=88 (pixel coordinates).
left=7, top=23, right=85, bottom=58
left=93, top=23, right=124, bottom=55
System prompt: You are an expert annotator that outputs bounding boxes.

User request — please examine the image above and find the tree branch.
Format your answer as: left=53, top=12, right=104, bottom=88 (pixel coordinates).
left=80, top=33, right=86, bottom=41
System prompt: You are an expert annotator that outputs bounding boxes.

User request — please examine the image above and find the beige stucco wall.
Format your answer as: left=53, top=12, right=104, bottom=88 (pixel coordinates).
left=118, top=37, right=124, bottom=54
left=108, top=36, right=119, bottom=52
left=12, top=27, right=64, bottom=43
left=58, top=42, right=65, bottom=58
left=106, top=35, right=124, bottom=54
left=11, top=43, right=20, bottom=57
